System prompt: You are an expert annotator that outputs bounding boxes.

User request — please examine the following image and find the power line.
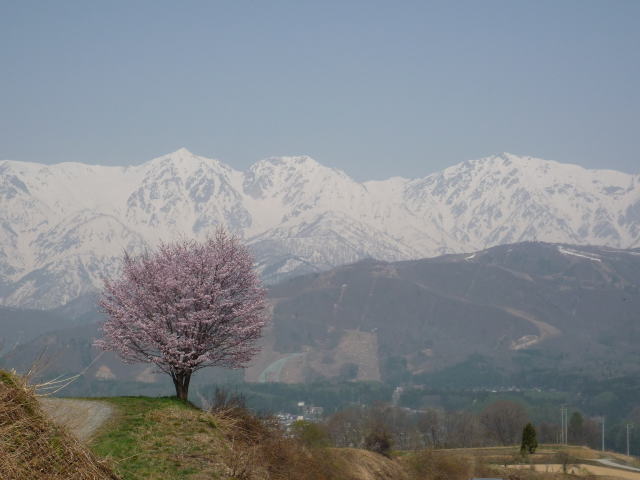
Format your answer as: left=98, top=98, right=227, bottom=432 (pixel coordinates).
left=560, top=406, right=568, bottom=445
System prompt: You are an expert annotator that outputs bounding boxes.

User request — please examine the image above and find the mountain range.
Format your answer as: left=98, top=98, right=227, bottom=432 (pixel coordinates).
left=1, top=149, right=639, bottom=309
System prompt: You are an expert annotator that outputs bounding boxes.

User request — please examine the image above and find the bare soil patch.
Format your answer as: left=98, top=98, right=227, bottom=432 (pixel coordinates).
left=39, top=398, right=114, bottom=442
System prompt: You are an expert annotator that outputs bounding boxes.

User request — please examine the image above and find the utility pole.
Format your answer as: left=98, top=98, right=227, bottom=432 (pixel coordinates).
left=601, top=416, right=605, bottom=452
left=627, top=424, right=632, bottom=457
left=560, top=406, right=568, bottom=445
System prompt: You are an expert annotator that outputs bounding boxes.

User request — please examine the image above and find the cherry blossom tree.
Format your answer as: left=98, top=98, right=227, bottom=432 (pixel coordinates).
left=95, top=230, right=267, bottom=401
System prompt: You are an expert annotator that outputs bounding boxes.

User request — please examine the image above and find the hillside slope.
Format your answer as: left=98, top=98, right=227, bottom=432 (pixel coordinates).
left=3, top=241, right=640, bottom=392
left=89, top=396, right=408, bottom=480
left=252, top=242, right=640, bottom=384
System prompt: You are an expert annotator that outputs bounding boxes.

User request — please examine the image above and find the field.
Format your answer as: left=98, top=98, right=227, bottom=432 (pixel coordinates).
left=424, top=445, right=640, bottom=480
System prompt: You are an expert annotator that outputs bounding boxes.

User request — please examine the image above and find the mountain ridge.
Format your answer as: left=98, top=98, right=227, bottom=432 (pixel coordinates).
left=1, top=149, right=639, bottom=309
left=4, top=241, right=640, bottom=391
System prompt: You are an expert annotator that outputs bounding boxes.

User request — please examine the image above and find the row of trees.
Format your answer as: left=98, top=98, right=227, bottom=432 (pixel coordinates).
left=324, top=400, right=521, bottom=450
left=323, top=400, right=601, bottom=451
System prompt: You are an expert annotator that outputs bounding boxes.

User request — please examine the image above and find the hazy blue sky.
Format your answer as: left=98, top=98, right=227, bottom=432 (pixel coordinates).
left=1, top=1, right=638, bottom=180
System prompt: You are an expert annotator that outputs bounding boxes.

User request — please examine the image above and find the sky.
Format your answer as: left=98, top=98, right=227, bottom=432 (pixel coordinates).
left=1, top=0, right=639, bottom=180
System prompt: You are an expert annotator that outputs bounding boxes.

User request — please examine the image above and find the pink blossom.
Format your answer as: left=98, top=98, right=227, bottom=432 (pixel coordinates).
left=95, top=229, right=267, bottom=400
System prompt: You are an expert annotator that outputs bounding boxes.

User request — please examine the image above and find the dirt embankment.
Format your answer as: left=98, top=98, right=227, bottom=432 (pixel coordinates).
left=1, top=369, right=117, bottom=480
left=331, top=448, right=408, bottom=480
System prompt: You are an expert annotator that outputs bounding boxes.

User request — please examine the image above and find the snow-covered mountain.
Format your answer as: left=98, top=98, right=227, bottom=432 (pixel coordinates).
left=1, top=148, right=638, bottom=309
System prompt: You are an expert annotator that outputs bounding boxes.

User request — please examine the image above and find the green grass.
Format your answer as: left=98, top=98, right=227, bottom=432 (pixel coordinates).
left=90, top=396, right=225, bottom=480
left=91, top=396, right=611, bottom=480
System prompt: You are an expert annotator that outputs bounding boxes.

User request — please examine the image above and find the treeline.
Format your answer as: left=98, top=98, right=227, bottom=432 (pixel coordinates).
left=200, top=380, right=640, bottom=454
left=323, top=400, right=604, bottom=451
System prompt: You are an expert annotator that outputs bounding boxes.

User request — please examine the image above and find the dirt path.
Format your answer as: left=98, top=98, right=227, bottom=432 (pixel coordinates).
left=597, top=459, right=640, bottom=472
left=413, top=280, right=561, bottom=348
left=499, top=306, right=561, bottom=349
left=38, top=397, right=114, bottom=442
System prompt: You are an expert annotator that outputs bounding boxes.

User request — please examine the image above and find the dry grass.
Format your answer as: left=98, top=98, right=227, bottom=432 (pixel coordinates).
left=92, top=397, right=351, bottom=480
left=403, top=449, right=491, bottom=480
left=399, top=444, right=633, bottom=480
left=331, top=448, right=408, bottom=480
left=213, top=406, right=346, bottom=480
left=429, top=444, right=605, bottom=465
left=0, top=369, right=118, bottom=480
left=510, top=463, right=640, bottom=479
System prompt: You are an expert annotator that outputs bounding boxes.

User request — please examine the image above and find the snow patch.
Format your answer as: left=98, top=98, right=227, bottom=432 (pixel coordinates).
left=557, top=246, right=602, bottom=263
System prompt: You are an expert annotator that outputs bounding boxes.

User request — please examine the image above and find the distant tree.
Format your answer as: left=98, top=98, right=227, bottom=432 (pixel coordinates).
left=291, top=420, right=331, bottom=448
left=537, top=421, right=561, bottom=444
left=446, top=410, right=484, bottom=449
left=480, top=400, right=529, bottom=446
left=568, top=411, right=584, bottom=445
left=95, top=230, right=267, bottom=401
left=208, top=387, right=247, bottom=414
left=325, top=407, right=367, bottom=447
left=520, top=422, right=538, bottom=454
left=364, top=426, right=393, bottom=457
left=416, top=408, right=445, bottom=448
left=581, top=417, right=602, bottom=450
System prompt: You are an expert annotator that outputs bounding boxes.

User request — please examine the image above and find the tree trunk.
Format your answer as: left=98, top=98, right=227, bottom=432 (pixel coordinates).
left=171, top=371, right=192, bottom=401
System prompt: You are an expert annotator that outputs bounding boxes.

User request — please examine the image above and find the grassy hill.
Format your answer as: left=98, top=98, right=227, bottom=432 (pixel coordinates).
left=2, top=369, right=405, bottom=480
left=84, top=396, right=640, bottom=480
left=5, top=366, right=640, bottom=480
left=75, top=395, right=409, bottom=480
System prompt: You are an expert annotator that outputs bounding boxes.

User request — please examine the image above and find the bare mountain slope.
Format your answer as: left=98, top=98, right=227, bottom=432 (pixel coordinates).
left=255, top=242, right=640, bottom=383
left=4, top=243, right=639, bottom=390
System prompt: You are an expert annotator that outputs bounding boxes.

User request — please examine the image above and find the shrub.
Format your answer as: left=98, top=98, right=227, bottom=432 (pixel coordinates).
left=406, top=450, right=474, bottom=480
left=364, top=426, right=393, bottom=457
left=290, top=420, right=331, bottom=448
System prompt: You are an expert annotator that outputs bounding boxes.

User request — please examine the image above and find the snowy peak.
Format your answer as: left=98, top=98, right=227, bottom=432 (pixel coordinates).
left=244, top=155, right=353, bottom=198
left=1, top=150, right=639, bottom=309
left=142, top=148, right=236, bottom=178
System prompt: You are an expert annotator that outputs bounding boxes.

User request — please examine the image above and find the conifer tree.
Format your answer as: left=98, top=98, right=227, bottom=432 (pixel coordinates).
left=521, top=422, right=538, bottom=454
